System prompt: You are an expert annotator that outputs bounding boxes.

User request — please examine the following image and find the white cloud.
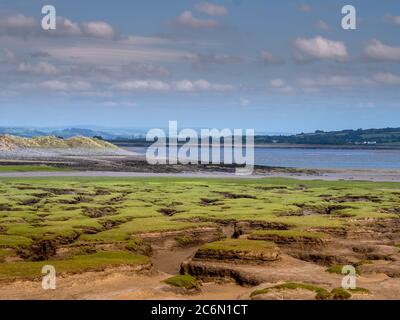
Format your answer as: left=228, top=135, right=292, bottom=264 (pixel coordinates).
left=56, top=17, right=81, bottom=35
left=373, top=72, right=400, bottom=85
left=298, top=76, right=353, bottom=87
left=113, top=79, right=233, bottom=92
left=364, top=39, right=400, bottom=62
left=113, top=80, right=170, bottom=91
left=41, top=80, right=92, bottom=91
left=175, top=11, right=219, bottom=29
left=269, top=78, right=292, bottom=93
left=81, top=21, right=115, bottom=39
left=17, top=61, right=60, bottom=76
left=294, top=36, right=349, bottom=61
left=174, top=80, right=233, bottom=92
left=270, top=79, right=286, bottom=87
left=0, top=14, right=36, bottom=28
left=0, top=13, right=117, bottom=40
left=261, top=50, right=282, bottom=64
left=298, top=75, right=373, bottom=88
left=195, top=2, right=228, bottom=16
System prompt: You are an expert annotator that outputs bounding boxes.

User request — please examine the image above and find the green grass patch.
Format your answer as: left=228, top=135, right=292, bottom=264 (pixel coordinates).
left=326, top=264, right=359, bottom=275
left=0, top=234, right=32, bottom=248
left=199, top=238, right=276, bottom=253
left=0, top=251, right=149, bottom=280
left=251, top=282, right=330, bottom=300
left=175, top=235, right=194, bottom=246
left=251, top=229, right=328, bottom=239
left=330, top=287, right=352, bottom=300
left=0, top=165, right=69, bottom=173
left=348, top=287, right=370, bottom=294
left=162, top=274, right=199, bottom=290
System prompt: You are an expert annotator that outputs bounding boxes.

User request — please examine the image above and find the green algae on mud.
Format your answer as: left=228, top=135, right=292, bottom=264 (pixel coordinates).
left=162, top=274, right=199, bottom=290
left=0, top=165, right=70, bottom=173
left=251, top=282, right=331, bottom=300
left=0, top=176, right=399, bottom=279
left=0, top=251, right=149, bottom=281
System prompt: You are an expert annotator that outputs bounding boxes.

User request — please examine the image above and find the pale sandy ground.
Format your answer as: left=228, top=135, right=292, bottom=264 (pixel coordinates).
left=1, top=253, right=399, bottom=300
left=0, top=268, right=249, bottom=300
left=2, top=168, right=400, bottom=182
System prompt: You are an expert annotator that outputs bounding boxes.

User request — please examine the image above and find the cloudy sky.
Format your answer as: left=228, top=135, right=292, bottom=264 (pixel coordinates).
left=0, top=0, right=399, bottom=133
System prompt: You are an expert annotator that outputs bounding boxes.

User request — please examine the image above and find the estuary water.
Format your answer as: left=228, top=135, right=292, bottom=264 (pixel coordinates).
left=123, top=146, right=400, bottom=170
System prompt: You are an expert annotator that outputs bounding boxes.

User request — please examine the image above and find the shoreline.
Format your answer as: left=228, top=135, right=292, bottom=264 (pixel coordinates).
left=1, top=168, right=400, bottom=182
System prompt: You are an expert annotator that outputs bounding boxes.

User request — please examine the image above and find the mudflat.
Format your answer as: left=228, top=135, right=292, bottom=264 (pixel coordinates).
left=0, top=175, right=399, bottom=299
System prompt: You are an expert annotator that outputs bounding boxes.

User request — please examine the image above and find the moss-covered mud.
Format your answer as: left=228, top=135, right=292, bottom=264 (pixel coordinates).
left=0, top=176, right=399, bottom=299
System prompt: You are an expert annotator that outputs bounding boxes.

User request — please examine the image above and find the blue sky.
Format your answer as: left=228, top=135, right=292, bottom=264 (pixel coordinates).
left=0, top=0, right=399, bottom=133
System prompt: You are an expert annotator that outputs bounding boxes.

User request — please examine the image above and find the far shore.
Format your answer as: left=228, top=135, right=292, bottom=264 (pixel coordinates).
left=113, top=141, right=400, bottom=150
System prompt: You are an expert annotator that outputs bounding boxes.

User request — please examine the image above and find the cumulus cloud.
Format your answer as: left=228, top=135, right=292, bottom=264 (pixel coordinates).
left=0, top=13, right=116, bottom=40
left=364, top=39, right=400, bottom=62
left=56, top=18, right=115, bottom=39
left=174, top=79, right=233, bottom=92
left=195, top=2, right=228, bottom=16
left=56, top=17, right=81, bottom=36
left=373, top=72, right=400, bottom=85
left=261, top=50, right=282, bottom=64
left=17, top=61, right=60, bottom=76
left=113, top=80, right=170, bottom=91
left=113, top=79, right=233, bottom=92
left=269, top=78, right=292, bottom=93
left=175, top=11, right=220, bottom=29
left=81, top=21, right=115, bottom=39
left=0, top=14, right=36, bottom=29
left=294, top=36, right=349, bottom=61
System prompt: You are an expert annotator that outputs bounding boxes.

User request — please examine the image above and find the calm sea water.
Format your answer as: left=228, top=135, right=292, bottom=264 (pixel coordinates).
left=123, top=146, right=400, bottom=170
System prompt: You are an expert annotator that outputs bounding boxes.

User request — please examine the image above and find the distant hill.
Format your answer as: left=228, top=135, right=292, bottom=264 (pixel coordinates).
left=2, top=126, right=400, bottom=146
left=0, top=127, right=150, bottom=140
left=0, top=135, right=119, bottom=152
left=254, top=127, right=400, bottom=146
